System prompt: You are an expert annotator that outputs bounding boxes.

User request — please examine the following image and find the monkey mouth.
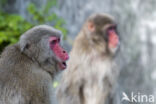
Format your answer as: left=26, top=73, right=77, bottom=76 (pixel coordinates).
left=58, top=61, right=67, bottom=70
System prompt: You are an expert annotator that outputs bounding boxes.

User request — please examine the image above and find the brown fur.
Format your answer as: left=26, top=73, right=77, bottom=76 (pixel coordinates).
left=57, top=13, right=119, bottom=104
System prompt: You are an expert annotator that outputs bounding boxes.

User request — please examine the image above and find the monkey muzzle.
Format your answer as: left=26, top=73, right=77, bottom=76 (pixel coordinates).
left=58, top=61, right=67, bottom=70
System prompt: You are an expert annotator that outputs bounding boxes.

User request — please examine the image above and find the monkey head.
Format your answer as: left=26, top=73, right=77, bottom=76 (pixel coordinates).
left=19, top=25, right=69, bottom=75
left=84, top=13, right=120, bottom=56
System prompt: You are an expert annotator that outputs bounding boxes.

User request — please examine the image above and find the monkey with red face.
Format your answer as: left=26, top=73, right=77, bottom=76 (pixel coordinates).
left=57, top=13, right=120, bottom=104
left=0, top=25, right=69, bottom=104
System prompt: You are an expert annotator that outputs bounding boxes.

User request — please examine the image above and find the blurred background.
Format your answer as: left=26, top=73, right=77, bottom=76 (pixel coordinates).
left=0, top=0, right=156, bottom=104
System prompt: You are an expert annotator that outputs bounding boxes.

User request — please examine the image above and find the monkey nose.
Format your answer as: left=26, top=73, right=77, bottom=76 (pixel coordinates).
left=62, top=50, right=69, bottom=60
left=63, top=51, right=66, bottom=53
left=65, top=54, right=69, bottom=60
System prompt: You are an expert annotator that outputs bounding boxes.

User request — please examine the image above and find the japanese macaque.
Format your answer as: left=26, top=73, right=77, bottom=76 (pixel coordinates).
left=0, top=25, right=69, bottom=104
left=57, top=13, right=120, bottom=104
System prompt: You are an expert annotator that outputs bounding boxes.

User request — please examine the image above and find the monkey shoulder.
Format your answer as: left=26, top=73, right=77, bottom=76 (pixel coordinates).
left=0, top=44, right=52, bottom=103
left=0, top=44, right=30, bottom=70
left=0, top=43, right=52, bottom=87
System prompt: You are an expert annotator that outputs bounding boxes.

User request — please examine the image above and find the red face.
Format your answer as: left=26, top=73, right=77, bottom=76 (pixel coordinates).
left=87, top=22, right=119, bottom=50
left=49, top=36, right=69, bottom=70
left=107, top=25, right=119, bottom=49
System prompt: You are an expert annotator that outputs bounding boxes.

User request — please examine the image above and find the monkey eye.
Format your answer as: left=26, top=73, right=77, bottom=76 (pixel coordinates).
left=108, top=25, right=116, bottom=30
left=51, top=39, right=57, bottom=45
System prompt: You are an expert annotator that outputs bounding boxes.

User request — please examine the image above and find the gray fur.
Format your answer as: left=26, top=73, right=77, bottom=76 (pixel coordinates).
left=0, top=25, right=63, bottom=104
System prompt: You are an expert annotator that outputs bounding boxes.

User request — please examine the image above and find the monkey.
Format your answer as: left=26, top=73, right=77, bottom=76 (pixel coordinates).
left=57, top=13, right=120, bottom=104
left=0, top=25, right=69, bottom=104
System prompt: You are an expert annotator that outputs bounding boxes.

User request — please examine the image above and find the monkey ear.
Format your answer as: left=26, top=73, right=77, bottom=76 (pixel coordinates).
left=19, top=39, right=29, bottom=52
left=20, top=41, right=29, bottom=52
left=87, top=21, right=95, bottom=32
left=19, top=35, right=29, bottom=52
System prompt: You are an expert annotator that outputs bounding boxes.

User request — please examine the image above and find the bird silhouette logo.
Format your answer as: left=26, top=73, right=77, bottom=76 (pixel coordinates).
left=122, top=92, right=130, bottom=102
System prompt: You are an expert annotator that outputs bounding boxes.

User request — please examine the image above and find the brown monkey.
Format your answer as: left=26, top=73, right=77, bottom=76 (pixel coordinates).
left=57, top=13, right=120, bottom=104
left=0, top=25, right=69, bottom=104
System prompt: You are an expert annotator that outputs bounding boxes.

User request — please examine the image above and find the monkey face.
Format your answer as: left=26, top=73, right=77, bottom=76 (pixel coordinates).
left=106, top=25, right=119, bottom=53
left=48, top=36, right=69, bottom=70
left=86, top=14, right=120, bottom=55
left=37, top=35, right=69, bottom=72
